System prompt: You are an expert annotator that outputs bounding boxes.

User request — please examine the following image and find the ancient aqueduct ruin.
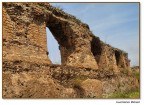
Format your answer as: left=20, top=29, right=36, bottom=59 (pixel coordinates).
left=2, top=3, right=139, bottom=98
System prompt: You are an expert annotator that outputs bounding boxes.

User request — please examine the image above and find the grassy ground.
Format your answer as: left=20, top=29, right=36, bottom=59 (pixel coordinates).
left=108, top=89, right=140, bottom=99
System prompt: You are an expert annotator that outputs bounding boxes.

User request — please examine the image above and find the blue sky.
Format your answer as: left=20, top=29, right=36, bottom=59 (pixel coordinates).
left=46, top=3, right=139, bottom=66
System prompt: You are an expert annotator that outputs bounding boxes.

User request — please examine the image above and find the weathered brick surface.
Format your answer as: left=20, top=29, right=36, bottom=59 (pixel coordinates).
left=2, top=61, right=139, bottom=98
left=2, top=2, right=138, bottom=98
left=3, top=2, right=130, bottom=70
left=3, top=3, right=51, bottom=64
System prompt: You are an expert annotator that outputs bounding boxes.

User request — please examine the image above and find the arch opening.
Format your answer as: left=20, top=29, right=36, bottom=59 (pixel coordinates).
left=115, top=50, right=120, bottom=66
left=46, top=27, right=61, bottom=64
left=46, top=17, right=74, bottom=65
left=91, top=36, right=102, bottom=64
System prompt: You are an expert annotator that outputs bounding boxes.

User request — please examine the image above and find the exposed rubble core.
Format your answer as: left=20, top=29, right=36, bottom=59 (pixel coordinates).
left=2, top=2, right=139, bottom=98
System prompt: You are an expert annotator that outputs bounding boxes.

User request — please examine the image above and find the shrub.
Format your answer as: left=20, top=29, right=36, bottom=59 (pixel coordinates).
left=107, top=89, right=140, bottom=98
left=133, top=71, right=140, bottom=82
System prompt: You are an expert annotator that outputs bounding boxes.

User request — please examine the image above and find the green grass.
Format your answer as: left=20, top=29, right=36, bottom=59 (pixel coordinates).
left=133, top=72, right=140, bottom=82
left=108, top=89, right=140, bottom=98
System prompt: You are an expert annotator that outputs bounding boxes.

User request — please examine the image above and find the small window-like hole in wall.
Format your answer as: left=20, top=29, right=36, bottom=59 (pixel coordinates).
left=115, top=51, right=120, bottom=66
left=46, top=27, right=61, bottom=64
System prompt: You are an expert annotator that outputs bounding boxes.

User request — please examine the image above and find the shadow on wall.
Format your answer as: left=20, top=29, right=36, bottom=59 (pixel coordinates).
left=91, top=36, right=102, bottom=65
left=115, top=50, right=120, bottom=66
left=46, top=27, right=61, bottom=64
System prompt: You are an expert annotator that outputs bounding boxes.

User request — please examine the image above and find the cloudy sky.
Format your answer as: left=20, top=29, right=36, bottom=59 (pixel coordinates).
left=46, top=3, right=139, bottom=66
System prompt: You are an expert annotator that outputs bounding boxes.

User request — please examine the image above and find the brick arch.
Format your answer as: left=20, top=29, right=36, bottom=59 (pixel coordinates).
left=46, top=14, right=98, bottom=69
left=3, top=2, right=130, bottom=70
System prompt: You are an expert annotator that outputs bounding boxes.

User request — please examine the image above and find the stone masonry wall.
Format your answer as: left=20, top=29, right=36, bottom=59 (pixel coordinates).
left=3, top=2, right=130, bottom=70
left=2, top=2, right=137, bottom=99
left=3, top=61, right=139, bottom=98
left=3, top=3, right=51, bottom=64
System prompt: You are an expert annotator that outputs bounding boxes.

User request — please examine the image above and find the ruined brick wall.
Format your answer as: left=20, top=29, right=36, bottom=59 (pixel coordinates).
left=115, top=49, right=130, bottom=69
left=3, top=3, right=51, bottom=64
left=2, top=2, right=138, bottom=99
left=46, top=9, right=98, bottom=69
left=91, top=36, right=130, bottom=71
left=3, top=2, right=130, bottom=70
left=3, top=62, right=139, bottom=98
left=97, top=44, right=118, bottom=70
